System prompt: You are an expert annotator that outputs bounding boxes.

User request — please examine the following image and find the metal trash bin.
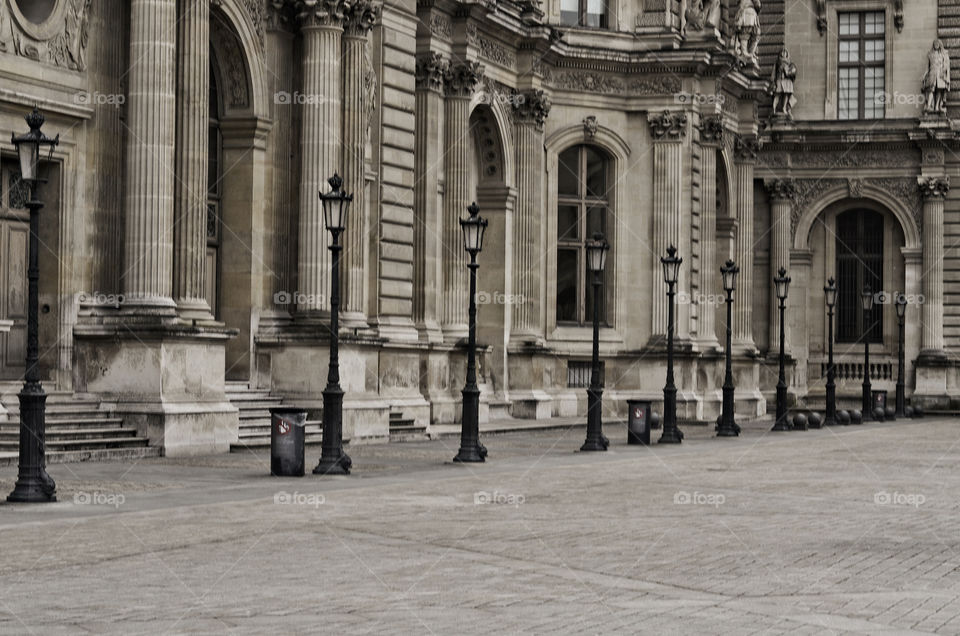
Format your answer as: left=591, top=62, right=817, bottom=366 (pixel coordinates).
left=872, top=390, right=888, bottom=422
left=627, top=400, right=652, bottom=445
left=270, top=407, right=307, bottom=477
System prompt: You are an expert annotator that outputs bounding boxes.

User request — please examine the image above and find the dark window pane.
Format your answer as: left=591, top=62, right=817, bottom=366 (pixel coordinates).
left=556, top=248, right=579, bottom=323
left=558, top=205, right=579, bottom=240
left=584, top=147, right=606, bottom=197
left=558, top=147, right=579, bottom=196
left=584, top=271, right=607, bottom=324
left=586, top=206, right=605, bottom=238
left=835, top=209, right=883, bottom=343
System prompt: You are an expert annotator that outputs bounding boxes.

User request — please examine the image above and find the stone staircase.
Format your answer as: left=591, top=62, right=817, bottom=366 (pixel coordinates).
left=0, top=392, right=158, bottom=465
left=226, top=382, right=323, bottom=451
left=389, top=411, right=428, bottom=442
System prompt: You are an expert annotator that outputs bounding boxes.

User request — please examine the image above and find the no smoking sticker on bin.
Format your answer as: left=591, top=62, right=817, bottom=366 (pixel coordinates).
left=276, top=420, right=291, bottom=435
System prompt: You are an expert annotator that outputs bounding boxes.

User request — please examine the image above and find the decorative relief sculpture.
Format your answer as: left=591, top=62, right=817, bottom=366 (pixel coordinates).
left=732, top=0, right=761, bottom=67
left=345, top=0, right=381, bottom=35
left=514, top=89, right=551, bottom=129
left=815, top=0, right=826, bottom=35
left=295, top=0, right=350, bottom=27
left=648, top=110, right=687, bottom=140
left=0, top=0, right=92, bottom=71
left=444, top=60, right=484, bottom=97
left=770, top=49, right=797, bottom=118
left=415, top=52, right=447, bottom=92
left=734, top=134, right=759, bottom=161
left=894, top=0, right=903, bottom=33
left=699, top=115, right=724, bottom=144
left=922, top=40, right=950, bottom=116
left=765, top=178, right=796, bottom=201
left=583, top=115, right=598, bottom=139
left=847, top=178, right=864, bottom=199
left=917, top=175, right=950, bottom=199
left=682, top=0, right=720, bottom=35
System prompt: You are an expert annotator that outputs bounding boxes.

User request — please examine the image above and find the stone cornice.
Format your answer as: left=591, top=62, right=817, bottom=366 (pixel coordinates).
left=513, top=89, right=551, bottom=129
left=444, top=60, right=484, bottom=97
left=415, top=52, right=448, bottom=93
left=294, top=0, right=349, bottom=28
left=344, top=0, right=382, bottom=36
left=918, top=176, right=950, bottom=200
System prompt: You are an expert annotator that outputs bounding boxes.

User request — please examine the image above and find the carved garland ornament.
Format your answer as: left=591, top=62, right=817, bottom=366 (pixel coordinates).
left=0, top=0, right=92, bottom=71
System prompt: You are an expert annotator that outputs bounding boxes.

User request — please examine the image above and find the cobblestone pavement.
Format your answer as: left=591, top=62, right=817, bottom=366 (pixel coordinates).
left=3, top=417, right=960, bottom=634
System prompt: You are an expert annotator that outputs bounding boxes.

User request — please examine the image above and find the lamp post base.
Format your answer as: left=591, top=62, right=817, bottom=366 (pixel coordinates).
left=658, top=429, right=683, bottom=444
left=771, top=419, right=792, bottom=432
left=313, top=386, right=352, bottom=476
left=313, top=454, right=352, bottom=475
left=7, top=388, right=56, bottom=503
left=453, top=448, right=485, bottom=463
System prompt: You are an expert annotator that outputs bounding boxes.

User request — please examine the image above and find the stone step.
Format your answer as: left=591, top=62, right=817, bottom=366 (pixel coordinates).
left=0, top=427, right=138, bottom=442
left=0, top=446, right=162, bottom=466
left=0, top=436, right=150, bottom=452
left=0, top=417, right=126, bottom=430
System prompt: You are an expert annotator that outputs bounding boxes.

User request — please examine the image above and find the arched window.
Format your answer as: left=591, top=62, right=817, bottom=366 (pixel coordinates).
left=556, top=144, right=610, bottom=326
left=836, top=209, right=883, bottom=342
left=207, top=58, right=222, bottom=318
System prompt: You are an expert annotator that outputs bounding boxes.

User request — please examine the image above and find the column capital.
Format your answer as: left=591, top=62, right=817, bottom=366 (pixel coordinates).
left=295, top=0, right=349, bottom=28
left=917, top=175, right=950, bottom=200
left=764, top=178, right=797, bottom=201
left=647, top=110, right=687, bottom=141
left=444, top=60, right=484, bottom=98
left=734, top=134, right=760, bottom=162
left=415, top=52, right=448, bottom=93
left=513, top=89, right=551, bottom=129
left=344, top=0, right=381, bottom=36
left=699, top=115, right=724, bottom=146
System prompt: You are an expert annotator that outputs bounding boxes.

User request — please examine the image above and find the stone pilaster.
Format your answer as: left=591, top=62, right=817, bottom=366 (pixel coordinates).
left=511, top=89, right=551, bottom=341
left=341, top=0, right=380, bottom=327
left=647, top=110, right=687, bottom=338
left=173, top=0, right=212, bottom=320
left=697, top=116, right=722, bottom=347
left=413, top=53, right=447, bottom=342
left=441, top=60, right=483, bottom=340
left=123, top=0, right=177, bottom=312
left=733, top=135, right=759, bottom=351
left=917, top=176, right=948, bottom=354
left=295, top=0, right=348, bottom=314
left=765, top=178, right=796, bottom=353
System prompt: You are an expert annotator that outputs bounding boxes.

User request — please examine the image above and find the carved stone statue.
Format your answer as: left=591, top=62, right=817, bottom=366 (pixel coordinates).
left=732, top=0, right=761, bottom=67
left=682, top=0, right=720, bottom=35
left=922, top=39, right=950, bottom=116
left=771, top=49, right=797, bottom=117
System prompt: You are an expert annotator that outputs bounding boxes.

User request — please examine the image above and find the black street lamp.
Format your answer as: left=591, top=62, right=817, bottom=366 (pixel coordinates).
left=718, top=259, right=740, bottom=437
left=581, top=233, right=610, bottom=451
left=453, top=202, right=488, bottom=463
left=895, top=292, right=907, bottom=418
left=772, top=267, right=792, bottom=432
left=314, top=174, right=353, bottom=476
left=8, top=107, right=58, bottom=503
left=860, top=285, right=874, bottom=422
left=824, top=277, right=838, bottom=426
left=659, top=245, right=683, bottom=444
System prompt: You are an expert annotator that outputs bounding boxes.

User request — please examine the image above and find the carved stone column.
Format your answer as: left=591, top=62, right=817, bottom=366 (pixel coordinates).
left=413, top=53, right=447, bottom=342
left=765, top=178, right=796, bottom=353
left=647, top=110, right=687, bottom=338
left=697, top=116, right=722, bottom=347
left=511, top=89, right=551, bottom=341
left=733, top=135, right=759, bottom=351
left=173, top=0, right=211, bottom=320
left=341, top=0, right=380, bottom=326
left=441, top=60, right=483, bottom=340
left=917, top=176, right=948, bottom=354
left=295, top=0, right=348, bottom=314
left=123, top=0, right=177, bottom=312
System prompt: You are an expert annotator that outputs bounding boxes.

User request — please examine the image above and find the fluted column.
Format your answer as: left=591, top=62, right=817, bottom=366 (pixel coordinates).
left=295, top=0, right=348, bottom=314
left=918, top=176, right=948, bottom=354
left=647, top=110, right=687, bottom=337
left=697, top=116, right=722, bottom=347
left=441, top=60, right=483, bottom=339
left=413, top=53, right=447, bottom=342
left=341, top=0, right=380, bottom=326
left=173, top=0, right=211, bottom=319
left=123, top=0, right=177, bottom=311
left=511, top=90, right=551, bottom=340
left=733, top=135, right=759, bottom=350
left=765, top=178, right=796, bottom=352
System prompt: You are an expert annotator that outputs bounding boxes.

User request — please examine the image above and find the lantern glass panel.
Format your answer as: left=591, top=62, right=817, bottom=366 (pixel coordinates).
left=17, top=139, right=38, bottom=182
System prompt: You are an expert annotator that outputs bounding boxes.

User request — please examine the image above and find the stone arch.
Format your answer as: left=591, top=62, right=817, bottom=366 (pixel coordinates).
left=794, top=183, right=921, bottom=250
left=469, top=94, right=514, bottom=189
left=209, top=0, right=268, bottom=119
left=544, top=123, right=631, bottom=164
left=717, top=145, right=734, bottom=218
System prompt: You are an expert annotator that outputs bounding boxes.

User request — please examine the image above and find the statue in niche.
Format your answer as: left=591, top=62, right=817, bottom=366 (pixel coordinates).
left=682, top=0, right=720, bottom=35
left=771, top=49, right=797, bottom=118
left=732, top=0, right=761, bottom=67
left=922, top=39, right=950, bottom=116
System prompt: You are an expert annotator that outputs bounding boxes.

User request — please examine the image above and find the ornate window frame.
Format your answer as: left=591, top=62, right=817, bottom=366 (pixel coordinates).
left=8, top=0, right=66, bottom=42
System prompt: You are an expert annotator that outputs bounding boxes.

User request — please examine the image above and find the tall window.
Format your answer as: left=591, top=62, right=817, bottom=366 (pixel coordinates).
left=836, top=209, right=883, bottom=343
left=838, top=11, right=885, bottom=120
left=556, top=145, right=610, bottom=326
left=560, top=0, right=608, bottom=28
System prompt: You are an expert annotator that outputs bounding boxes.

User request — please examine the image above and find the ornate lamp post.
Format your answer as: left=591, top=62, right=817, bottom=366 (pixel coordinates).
left=8, top=107, right=58, bottom=503
left=453, top=203, right=488, bottom=463
left=772, top=267, right=792, bottom=432
left=314, top=174, right=353, bottom=476
left=718, top=259, right=740, bottom=437
left=824, top=277, right=838, bottom=426
left=895, top=292, right=907, bottom=418
left=860, top=285, right=875, bottom=422
left=581, top=233, right=610, bottom=451
left=659, top=245, right=683, bottom=444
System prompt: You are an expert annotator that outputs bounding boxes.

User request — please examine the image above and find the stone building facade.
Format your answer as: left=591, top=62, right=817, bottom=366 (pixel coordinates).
left=0, top=0, right=955, bottom=455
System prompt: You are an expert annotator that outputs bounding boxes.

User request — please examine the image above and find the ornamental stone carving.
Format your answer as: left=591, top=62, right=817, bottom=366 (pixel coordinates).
left=415, top=52, right=447, bottom=92
left=699, top=115, right=724, bottom=145
left=771, top=49, right=797, bottom=118
left=732, top=0, right=761, bottom=67
left=429, top=13, right=453, bottom=39
left=918, top=175, right=950, bottom=199
left=0, top=0, right=92, bottom=71
left=295, top=0, right=349, bottom=27
left=765, top=178, right=797, bottom=201
left=548, top=71, right=681, bottom=96
left=513, top=90, right=551, bottom=129
left=444, top=60, right=484, bottom=97
left=210, top=16, right=250, bottom=107
left=344, top=0, right=381, bottom=35
left=922, top=40, right=950, bottom=116
left=648, top=110, right=687, bottom=141
left=266, top=0, right=295, bottom=31
left=847, top=178, right=864, bottom=199
left=734, top=134, right=760, bottom=161
left=894, top=0, right=903, bottom=32
left=583, top=115, right=598, bottom=139
left=243, top=0, right=268, bottom=45
left=682, top=0, right=720, bottom=35
left=815, top=0, right=826, bottom=35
